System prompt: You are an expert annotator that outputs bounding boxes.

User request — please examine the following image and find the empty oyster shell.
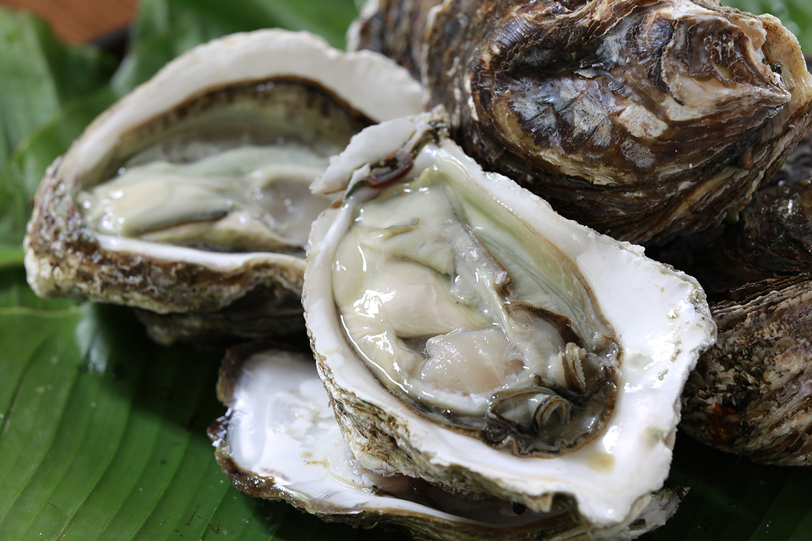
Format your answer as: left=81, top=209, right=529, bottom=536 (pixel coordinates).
left=302, top=112, right=715, bottom=531
left=210, top=343, right=685, bottom=541
left=23, top=29, right=425, bottom=343
left=351, top=0, right=812, bottom=243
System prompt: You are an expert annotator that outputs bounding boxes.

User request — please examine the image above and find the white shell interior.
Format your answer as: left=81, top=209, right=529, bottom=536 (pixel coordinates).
left=223, top=349, right=574, bottom=527
left=66, top=29, right=425, bottom=184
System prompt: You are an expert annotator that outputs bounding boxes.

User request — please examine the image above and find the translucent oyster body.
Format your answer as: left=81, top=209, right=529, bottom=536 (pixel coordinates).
left=302, top=113, right=716, bottom=531
left=210, top=344, right=685, bottom=541
left=24, top=29, right=425, bottom=343
left=351, top=0, right=812, bottom=243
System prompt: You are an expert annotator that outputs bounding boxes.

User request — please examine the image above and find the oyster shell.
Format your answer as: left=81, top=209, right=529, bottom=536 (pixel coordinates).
left=351, top=0, right=812, bottom=243
left=657, top=126, right=812, bottom=465
left=302, top=112, right=716, bottom=531
left=24, top=29, right=425, bottom=343
left=210, top=342, right=685, bottom=541
left=680, top=279, right=812, bottom=466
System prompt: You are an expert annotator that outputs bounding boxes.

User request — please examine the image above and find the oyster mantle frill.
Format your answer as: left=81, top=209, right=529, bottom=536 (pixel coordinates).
left=302, top=114, right=716, bottom=530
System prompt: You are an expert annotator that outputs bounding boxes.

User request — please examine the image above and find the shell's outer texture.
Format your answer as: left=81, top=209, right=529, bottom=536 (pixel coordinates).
left=132, top=293, right=305, bottom=346
left=655, top=126, right=812, bottom=298
left=348, top=0, right=443, bottom=78
left=680, top=279, right=812, bottom=465
left=303, top=114, right=716, bottom=530
left=24, top=29, right=425, bottom=328
left=351, top=0, right=812, bottom=244
left=210, top=343, right=684, bottom=541
left=660, top=127, right=812, bottom=465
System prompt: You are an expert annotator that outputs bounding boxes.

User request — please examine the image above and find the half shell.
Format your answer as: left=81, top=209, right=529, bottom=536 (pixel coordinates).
left=24, top=29, right=425, bottom=343
left=302, top=113, right=716, bottom=531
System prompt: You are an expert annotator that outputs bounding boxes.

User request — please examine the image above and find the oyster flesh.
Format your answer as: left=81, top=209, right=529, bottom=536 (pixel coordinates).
left=210, top=343, right=684, bottom=541
left=24, top=29, right=425, bottom=343
left=303, top=112, right=716, bottom=532
left=351, top=0, right=812, bottom=243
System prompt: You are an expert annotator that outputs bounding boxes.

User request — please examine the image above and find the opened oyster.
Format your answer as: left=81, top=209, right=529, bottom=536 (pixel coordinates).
left=24, top=29, right=425, bottom=343
left=302, top=113, right=716, bottom=533
left=351, top=0, right=812, bottom=243
left=211, top=344, right=684, bottom=541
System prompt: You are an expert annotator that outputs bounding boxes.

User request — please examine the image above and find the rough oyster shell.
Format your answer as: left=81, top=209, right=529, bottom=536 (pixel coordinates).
left=680, top=278, right=812, bottom=465
left=210, top=343, right=684, bottom=541
left=351, top=0, right=812, bottom=244
left=24, top=29, right=425, bottom=343
left=302, top=113, right=715, bottom=531
left=658, top=126, right=812, bottom=465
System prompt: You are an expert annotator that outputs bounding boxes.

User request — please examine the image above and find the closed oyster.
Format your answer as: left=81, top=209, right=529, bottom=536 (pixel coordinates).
left=210, top=343, right=684, bottom=541
left=658, top=126, right=812, bottom=465
left=24, top=29, right=425, bottom=343
left=303, top=113, right=715, bottom=532
left=680, top=279, right=812, bottom=465
left=351, top=0, right=812, bottom=243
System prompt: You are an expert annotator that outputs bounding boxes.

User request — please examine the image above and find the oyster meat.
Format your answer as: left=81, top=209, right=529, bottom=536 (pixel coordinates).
left=303, top=112, right=716, bottom=532
left=351, top=0, right=812, bottom=243
left=211, top=343, right=685, bottom=541
left=24, top=29, right=425, bottom=343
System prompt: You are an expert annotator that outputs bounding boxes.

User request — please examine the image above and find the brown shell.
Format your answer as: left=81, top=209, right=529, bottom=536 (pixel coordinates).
left=680, top=277, right=812, bottom=465
left=352, top=0, right=812, bottom=243
left=132, top=291, right=306, bottom=346
left=658, top=124, right=812, bottom=465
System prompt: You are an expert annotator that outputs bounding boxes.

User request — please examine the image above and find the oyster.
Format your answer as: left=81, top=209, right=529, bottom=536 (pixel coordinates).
left=656, top=126, right=812, bottom=465
left=302, top=113, right=716, bottom=532
left=23, top=29, right=425, bottom=343
left=680, top=279, right=812, bottom=466
left=210, top=343, right=684, bottom=541
left=351, top=0, right=812, bottom=243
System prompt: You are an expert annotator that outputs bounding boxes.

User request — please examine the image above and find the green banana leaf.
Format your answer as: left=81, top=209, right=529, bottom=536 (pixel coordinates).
left=1, top=1, right=811, bottom=540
